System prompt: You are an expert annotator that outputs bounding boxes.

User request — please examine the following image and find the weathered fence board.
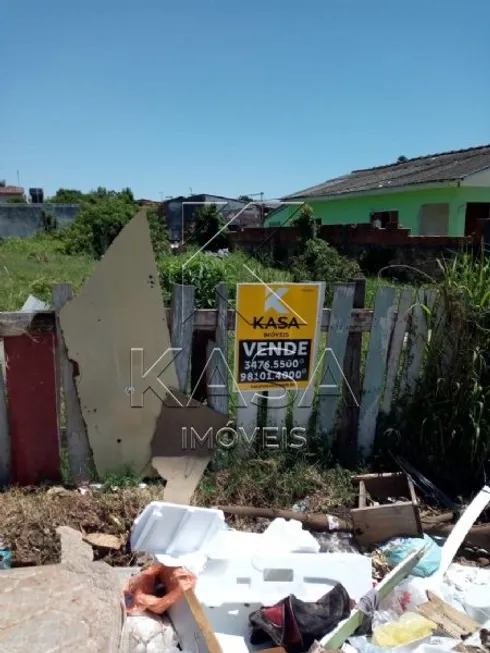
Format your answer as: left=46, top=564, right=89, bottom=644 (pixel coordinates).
left=338, top=279, right=366, bottom=465
left=170, top=284, right=195, bottom=394
left=381, top=287, right=414, bottom=415
left=357, top=287, right=397, bottom=459
left=53, top=283, right=93, bottom=483
left=403, top=288, right=436, bottom=397
left=4, top=332, right=60, bottom=485
left=206, top=283, right=229, bottom=415
left=317, top=283, right=355, bottom=443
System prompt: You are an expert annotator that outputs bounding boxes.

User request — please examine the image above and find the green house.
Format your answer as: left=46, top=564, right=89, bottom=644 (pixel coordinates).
left=265, top=145, right=490, bottom=236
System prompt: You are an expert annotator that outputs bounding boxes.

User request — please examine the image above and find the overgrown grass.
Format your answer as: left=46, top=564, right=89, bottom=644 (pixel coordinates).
left=378, top=249, right=490, bottom=494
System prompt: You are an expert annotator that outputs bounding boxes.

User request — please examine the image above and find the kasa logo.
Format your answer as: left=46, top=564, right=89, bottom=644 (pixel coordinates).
left=252, top=287, right=301, bottom=330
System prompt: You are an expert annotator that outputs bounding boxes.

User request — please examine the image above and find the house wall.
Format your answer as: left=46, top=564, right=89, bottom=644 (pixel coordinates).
left=0, top=204, right=81, bottom=238
left=265, top=185, right=490, bottom=236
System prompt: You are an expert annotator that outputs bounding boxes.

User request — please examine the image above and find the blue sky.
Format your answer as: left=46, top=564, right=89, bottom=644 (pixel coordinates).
left=2, top=0, right=489, bottom=200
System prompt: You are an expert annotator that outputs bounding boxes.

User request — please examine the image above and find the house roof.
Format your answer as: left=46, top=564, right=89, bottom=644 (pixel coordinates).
left=283, top=144, right=490, bottom=200
left=0, top=185, right=24, bottom=195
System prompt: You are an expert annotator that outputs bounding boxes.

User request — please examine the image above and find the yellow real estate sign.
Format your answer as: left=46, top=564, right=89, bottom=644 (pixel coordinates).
left=235, top=282, right=323, bottom=391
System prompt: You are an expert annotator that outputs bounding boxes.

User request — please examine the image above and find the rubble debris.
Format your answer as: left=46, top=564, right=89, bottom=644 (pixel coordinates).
left=83, top=532, right=123, bottom=551
left=0, top=536, right=11, bottom=570
left=218, top=505, right=350, bottom=531
left=59, top=210, right=179, bottom=478
left=393, top=455, right=461, bottom=514
left=151, top=388, right=229, bottom=505
left=126, top=612, right=180, bottom=653
left=57, top=525, right=93, bottom=566
left=351, top=473, right=422, bottom=548
left=378, top=534, right=441, bottom=578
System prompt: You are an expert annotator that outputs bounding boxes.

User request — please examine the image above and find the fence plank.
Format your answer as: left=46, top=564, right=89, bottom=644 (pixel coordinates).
left=53, top=283, right=93, bottom=483
left=292, top=282, right=326, bottom=430
left=317, top=283, right=355, bottom=443
left=0, top=344, right=10, bottom=485
left=4, top=332, right=60, bottom=485
left=206, top=283, right=229, bottom=415
left=170, top=284, right=195, bottom=394
left=338, top=279, right=366, bottom=466
left=357, top=286, right=397, bottom=459
left=381, top=287, right=414, bottom=414
left=403, top=288, right=436, bottom=397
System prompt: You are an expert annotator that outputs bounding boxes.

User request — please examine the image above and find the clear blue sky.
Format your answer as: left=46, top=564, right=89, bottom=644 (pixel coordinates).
left=2, top=0, right=489, bottom=200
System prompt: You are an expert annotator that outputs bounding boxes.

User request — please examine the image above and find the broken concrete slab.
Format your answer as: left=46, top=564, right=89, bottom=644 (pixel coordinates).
left=151, top=388, right=230, bottom=504
left=57, top=525, right=94, bottom=566
left=59, top=210, right=179, bottom=477
left=0, top=561, right=125, bottom=653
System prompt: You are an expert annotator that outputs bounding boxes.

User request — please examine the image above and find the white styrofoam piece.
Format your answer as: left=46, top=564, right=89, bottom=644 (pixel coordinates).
left=202, top=602, right=262, bottom=653
left=206, top=518, right=320, bottom=561
left=21, top=294, right=51, bottom=311
left=130, top=502, right=225, bottom=557
left=196, top=552, right=372, bottom=605
left=262, top=517, right=320, bottom=553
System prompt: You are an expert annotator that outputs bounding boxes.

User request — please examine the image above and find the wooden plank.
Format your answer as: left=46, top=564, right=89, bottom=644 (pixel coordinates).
left=320, top=546, right=427, bottom=650
left=358, top=480, right=366, bottom=508
left=4, top=332, right=60, bottom=485
left=293, top=282, right=326, bottom=429
left=317, top=283, right=355, bottom=443
left=381, top=287, right=414, bottom=414
left=0, top=306, right=383, bottom=337
left=357, top=286, right=397, bottom=459
left=417, top=592, right=479, bottom=639
left=0, top=344, right=10, bottom=486
left=403, top=288, right=436, bottom=397
left=206, top=283, right=229, bottom=415
left=53, top=283, right=93, bottom=483
left=338, top=279, right=366, bottom=466
left=168, top=587, right=222, bottom=653
left=351, top=502, right=422, bottom=548
left=170, top=307, right=376, bottom=333
left=170, top=284, right=195, bottom=393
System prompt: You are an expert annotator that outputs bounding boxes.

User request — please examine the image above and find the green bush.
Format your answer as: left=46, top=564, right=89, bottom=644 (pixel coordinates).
left=291, top=239, right=362, bottom=302
left=157, top=249, right=292, bottom=308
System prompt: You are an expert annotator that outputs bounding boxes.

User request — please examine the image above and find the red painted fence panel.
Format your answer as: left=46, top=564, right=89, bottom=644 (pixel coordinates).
left=4, top=332, right=60, bottom=485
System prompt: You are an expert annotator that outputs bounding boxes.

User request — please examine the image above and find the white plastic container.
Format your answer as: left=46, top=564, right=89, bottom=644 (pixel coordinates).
left=464, top=586, right=490, bottom=624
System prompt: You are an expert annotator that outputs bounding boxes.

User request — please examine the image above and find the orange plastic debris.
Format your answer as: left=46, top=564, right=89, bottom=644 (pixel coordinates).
left=123, top=563, right=197, bottom=616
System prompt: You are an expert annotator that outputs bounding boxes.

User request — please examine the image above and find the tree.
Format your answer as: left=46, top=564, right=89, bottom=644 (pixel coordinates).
left=192, top=204, right=228, bottom=251
left=397, top=155, right=408, bottom=163
left=47, top=188, right=85, bottom=204
left=291, top=204, right=317, bottom=245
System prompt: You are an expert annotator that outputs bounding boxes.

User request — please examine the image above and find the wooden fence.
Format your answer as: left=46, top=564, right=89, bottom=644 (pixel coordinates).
left=0, top=280, right=437, bottom=486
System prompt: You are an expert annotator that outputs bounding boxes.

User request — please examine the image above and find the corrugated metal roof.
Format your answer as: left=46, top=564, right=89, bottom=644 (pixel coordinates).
left=283, top=144, right=490, bottom=199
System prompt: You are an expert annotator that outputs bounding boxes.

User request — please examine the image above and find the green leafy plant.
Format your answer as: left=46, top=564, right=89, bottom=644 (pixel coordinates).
left=291, top=203, right=317, bottom=244
left=191, top=204, right=228, bottom=251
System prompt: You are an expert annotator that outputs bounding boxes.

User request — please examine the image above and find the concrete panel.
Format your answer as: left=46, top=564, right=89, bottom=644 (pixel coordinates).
left=59, top=210, right=178, bottom=477
left=0, top=204, right=80, bottom=238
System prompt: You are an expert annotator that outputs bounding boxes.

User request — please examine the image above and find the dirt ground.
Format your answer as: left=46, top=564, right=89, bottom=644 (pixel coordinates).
left=0, top=485, right=168, bottom=567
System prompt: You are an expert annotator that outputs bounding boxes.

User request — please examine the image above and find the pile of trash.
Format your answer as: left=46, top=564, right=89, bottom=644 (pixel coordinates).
left=120, top=484, right=490, bottom=653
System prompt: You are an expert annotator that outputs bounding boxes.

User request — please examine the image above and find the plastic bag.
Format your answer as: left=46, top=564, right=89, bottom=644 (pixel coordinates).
left=123, top=563, right=197, bottom=616
left=380, top=534, right=441, bottom=578
left=372, top=612, right=437, bottom=648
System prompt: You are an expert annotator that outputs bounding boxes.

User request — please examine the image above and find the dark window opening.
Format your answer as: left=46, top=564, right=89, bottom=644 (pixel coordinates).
left=465, top=202, right=490, bottom=237
left=370, top=211, right=399, bottom=228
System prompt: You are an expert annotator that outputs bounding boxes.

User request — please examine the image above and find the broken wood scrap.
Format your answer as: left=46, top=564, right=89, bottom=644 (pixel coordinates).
left=416, top=591, right=479, bottom=640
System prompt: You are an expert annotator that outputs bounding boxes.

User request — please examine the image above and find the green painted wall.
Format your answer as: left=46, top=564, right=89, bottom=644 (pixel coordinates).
left=265, top=185, right=490, bottom=236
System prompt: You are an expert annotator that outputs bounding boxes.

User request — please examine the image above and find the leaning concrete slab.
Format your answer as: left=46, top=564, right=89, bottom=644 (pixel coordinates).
left=0, top=561, right=125, bottom=653
left=59, top=210, right=178, bottom=477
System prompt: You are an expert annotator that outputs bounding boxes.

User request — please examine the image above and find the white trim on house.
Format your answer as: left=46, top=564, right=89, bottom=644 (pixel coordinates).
left=461, top=166, right=490, bottom=187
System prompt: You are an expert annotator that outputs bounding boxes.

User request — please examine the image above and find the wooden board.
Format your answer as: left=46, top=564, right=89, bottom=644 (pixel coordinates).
left=351, top=501, right=422, bottom=548
left=168, top=587, right=222, bottom=653
left=4, top=332, right=60, bottom=485
left=357, top=286, right=396, bottom=458
left=317, top=283, right=355, bottom=443
left=416, top=591, right=479, bottom=639
left=59, top=210, right=179, bottom=477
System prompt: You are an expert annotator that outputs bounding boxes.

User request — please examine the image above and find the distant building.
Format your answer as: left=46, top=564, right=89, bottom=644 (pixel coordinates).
left=163, top=194, right=264, bottom=240
left=0, top=182, right=25, bottom=203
